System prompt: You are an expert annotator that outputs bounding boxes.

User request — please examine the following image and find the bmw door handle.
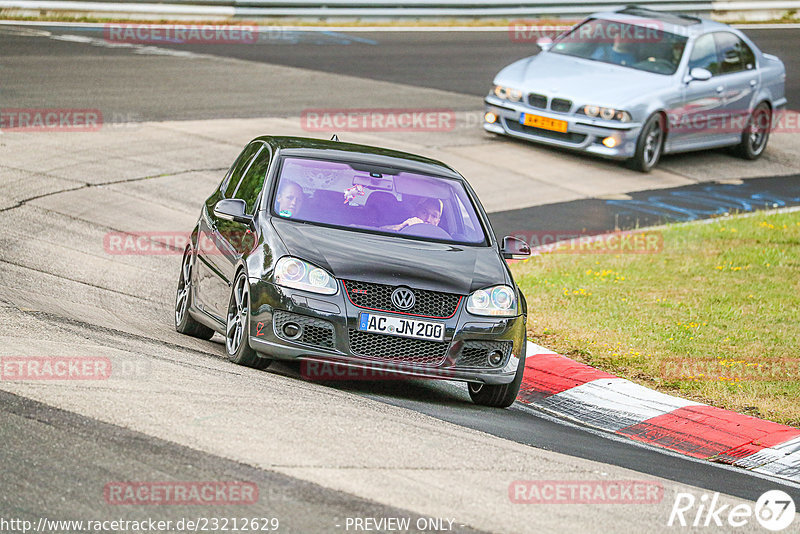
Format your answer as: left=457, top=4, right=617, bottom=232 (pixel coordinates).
left=715, top=85, right=724, bottom=93
left=749, top=79, right=757, bottom=87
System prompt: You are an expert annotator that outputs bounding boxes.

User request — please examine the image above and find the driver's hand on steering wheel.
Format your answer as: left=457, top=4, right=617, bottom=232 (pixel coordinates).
left=382, top=217, right=424, bottom=231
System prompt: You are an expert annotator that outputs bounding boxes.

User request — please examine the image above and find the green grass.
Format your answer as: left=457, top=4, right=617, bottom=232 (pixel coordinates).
left=512, top=209, right=800, bottom=427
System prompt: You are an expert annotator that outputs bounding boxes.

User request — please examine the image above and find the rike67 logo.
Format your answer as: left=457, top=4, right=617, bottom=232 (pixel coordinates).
left=668, top=490, right=795, bottom=531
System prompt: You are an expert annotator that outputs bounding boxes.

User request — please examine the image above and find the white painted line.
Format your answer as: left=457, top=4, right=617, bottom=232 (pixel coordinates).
left=734, top=435, right=800, bottom=483
left=536, top=377, right=703, bottom=432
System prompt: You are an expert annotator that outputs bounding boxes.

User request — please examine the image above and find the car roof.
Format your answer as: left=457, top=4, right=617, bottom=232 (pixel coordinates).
left=254, top=135, right=463, bottom=179
left=591, top=5, right=732, bottom=38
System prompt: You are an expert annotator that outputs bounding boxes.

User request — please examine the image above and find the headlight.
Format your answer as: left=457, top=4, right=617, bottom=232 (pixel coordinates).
left=466, top=285, right=517, bottom=317
left=274, top=257, right=337, bottom=295
left=582, top=105, right=631, bottom=123
left=493, top=85, right=523, bottom=102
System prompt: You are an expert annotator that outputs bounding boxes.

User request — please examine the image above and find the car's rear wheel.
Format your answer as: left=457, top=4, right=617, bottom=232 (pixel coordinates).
left=467, top=344, right=526, bottom=408
left=175, top=246, right=215, bottom=340
left=630, top=113, right=665, bottom=173
left=734, top=102, right=771, bottom=160
left=226, top=270, right=270, bottom=370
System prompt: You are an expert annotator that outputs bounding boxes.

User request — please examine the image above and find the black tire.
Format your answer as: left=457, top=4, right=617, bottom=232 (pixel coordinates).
left=733, top=102, right=771, bottom=160
left=468, top=343, right=526, bottom=408
left=629, top=113, right=665, bottom=173
left=175, top=246, right=215, bottom=340
left=225, top=270, right=270, bottom=370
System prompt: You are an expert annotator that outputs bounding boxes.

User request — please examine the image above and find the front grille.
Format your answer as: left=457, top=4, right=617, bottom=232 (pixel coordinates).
left=527, top=93, right=547, bottom=109
left=348, top=329, right=449, bottom=366
left=343, top=280, right=461, bottom=318
left=455, top=340, right=513, bottom=369
left=550, top=98, right=573, bottom=113
left=505, top=119, right=587, bottom=144
left=274, top=310, right=335, bottom=348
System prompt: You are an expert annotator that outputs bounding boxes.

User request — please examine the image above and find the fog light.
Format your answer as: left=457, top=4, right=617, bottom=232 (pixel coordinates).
left=602, top=136, right=618, bottom=148
left=488, top=350, right=504, bottom=366
left=484, top=112, right=498, bottom=124
left=283, top=322, right=301, bottom=339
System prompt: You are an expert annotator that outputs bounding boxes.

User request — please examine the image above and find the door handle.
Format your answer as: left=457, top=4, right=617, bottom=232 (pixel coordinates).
left=715, top=85, right=724, bottom=93
left=749, top=79, right=757, bottom=87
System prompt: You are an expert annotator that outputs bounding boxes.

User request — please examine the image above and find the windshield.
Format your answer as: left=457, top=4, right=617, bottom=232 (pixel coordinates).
left=271, top=157, right=487, bottom=245
left=550, top=18, right=688, bottom=75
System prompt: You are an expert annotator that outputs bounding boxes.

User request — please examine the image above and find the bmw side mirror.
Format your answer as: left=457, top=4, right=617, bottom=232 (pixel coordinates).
left=688, top=67, right=713, bottom=82
left=536, top=37, right=553, bottom=52
left=214, top=199, right=252, bottom=224
left=501, top=236, right=531, bottom=260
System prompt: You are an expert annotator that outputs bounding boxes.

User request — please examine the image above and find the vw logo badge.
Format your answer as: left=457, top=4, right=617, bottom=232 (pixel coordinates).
left=391, top=287, right=415, bottom=311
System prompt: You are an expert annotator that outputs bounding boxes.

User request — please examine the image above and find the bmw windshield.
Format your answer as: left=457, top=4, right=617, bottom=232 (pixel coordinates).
left=270, top=157, right=487, bottom=245
left=550, top=18, right=689, bottom=75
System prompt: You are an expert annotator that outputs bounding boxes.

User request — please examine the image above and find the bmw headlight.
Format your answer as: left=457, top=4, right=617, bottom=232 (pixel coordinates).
left=581, top=105, right=631, bottom=122
left=466, top=285, right=517, bottom=317
left=274, top=257, right=337, bottom=295
left=493, top=85, right=523, bottom=102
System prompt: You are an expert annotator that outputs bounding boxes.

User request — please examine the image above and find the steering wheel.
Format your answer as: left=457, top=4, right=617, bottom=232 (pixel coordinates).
left=399, top=223, right=451, bottom=240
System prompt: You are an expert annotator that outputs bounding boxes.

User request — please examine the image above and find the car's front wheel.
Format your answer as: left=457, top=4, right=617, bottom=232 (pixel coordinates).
left=175, top=246, right=215, bottom=340
left=226, top=270, right=270, bottom=370
left=630, top=113, right=665, bottom=173
left=467, top=344, right=526, bottom=408
left=734, top=102, right=771, bottom=160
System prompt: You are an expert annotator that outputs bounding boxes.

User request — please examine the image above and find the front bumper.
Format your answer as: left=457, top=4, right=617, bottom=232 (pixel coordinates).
left=484, top=95, right=642, bottom=160
left=247, top=279, right=526, bottom=385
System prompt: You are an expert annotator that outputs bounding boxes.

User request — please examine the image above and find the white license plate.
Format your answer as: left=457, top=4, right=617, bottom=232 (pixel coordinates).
left=358, top=313, right=444, bottom=342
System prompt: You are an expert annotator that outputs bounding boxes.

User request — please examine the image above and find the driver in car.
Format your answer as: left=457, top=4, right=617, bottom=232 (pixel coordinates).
left=383, top=198, right=443, bottom=231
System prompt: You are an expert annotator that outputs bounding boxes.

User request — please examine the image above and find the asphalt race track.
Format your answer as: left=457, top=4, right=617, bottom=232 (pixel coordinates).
left=1, top=23, right=799, bottom=533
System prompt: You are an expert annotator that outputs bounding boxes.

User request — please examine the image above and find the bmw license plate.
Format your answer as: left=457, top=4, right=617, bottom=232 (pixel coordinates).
left=358, top=313, right=444, bottom=342
left=520, top=113, right=568, bottom=133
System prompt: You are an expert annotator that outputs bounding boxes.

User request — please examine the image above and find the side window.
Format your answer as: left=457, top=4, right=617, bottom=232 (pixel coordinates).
left=233, top=146, right=271, bottom=214
left=223, top=143, right=261, bottom=198
left=688, top=34, right=719, bottom=75
left=715, top=32, right=752, bottom=74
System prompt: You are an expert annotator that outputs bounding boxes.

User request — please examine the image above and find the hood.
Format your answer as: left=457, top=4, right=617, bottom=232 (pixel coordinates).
left=496, top=53, right=671, bottom=106
left=271, top=219, right=508, bottom=295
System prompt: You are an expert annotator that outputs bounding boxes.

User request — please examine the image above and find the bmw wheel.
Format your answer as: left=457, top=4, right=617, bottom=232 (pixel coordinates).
left=226, top=270, right=270, bottom=370
left=734, top=102, right=771, bottom=160
left=630, top=113, right=665, bottom=173
left=175, top=246, right=215, bottom=340
left=468, top=343, right=526, bottom=408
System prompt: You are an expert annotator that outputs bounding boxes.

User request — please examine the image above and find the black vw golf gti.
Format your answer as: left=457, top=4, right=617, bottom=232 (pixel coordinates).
left=175, top=136, right=531, bottom=407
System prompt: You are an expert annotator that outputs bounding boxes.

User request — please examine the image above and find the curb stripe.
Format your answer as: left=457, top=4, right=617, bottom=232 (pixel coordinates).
left=617, top=405, right=800, bottom=460
left=538, top=378, right=701, bottom=433
left=519, top=351, right=615, bottom=399
left=520, top=342, right=800, bottom=483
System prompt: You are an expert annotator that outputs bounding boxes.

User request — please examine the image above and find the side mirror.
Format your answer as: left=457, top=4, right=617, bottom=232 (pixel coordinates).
left=214, top=199, right=252, bottom=224
left=688, top=67, right=713, bottom=82
left=536, top=36, right=553, bottom=52
left=501, top=236, right=531, bottom=260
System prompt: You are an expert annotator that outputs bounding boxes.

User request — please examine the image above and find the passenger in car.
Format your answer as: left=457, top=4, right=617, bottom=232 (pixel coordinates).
left=275, top=181, right=305, bottom=217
